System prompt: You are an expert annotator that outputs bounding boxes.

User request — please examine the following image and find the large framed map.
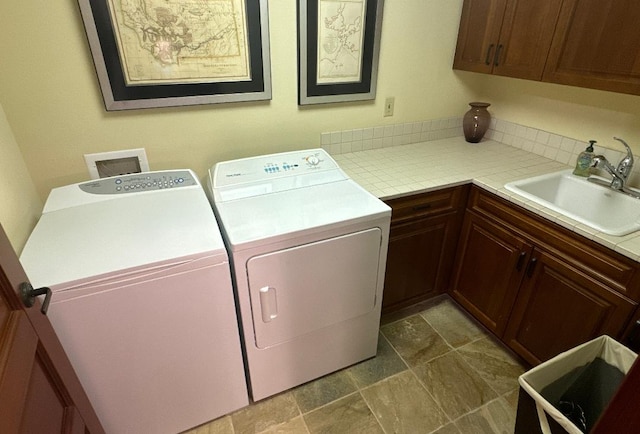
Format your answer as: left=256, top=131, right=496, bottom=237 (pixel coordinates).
left=77, top=0, right=271, bottom=110
left=297, top=0, right=384, bottom=105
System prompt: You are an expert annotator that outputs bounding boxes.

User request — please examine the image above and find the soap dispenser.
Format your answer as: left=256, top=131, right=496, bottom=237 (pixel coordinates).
left=573, top=140, right=596, bottom=177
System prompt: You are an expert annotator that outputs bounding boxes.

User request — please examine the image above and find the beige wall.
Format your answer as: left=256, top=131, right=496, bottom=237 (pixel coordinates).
left=462, top=73, right=640, bottom=151
left=0, top=0, right=473, bottom=200
left=0, top=103, right=42, bottom=253
left=0, top=0, right=639, bottom=205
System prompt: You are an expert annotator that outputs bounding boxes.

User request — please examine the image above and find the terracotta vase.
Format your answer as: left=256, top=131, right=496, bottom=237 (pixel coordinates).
left=463, top=102, right=491, bottom=143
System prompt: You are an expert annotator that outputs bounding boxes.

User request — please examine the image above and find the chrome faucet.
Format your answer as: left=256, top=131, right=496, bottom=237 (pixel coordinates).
left=590, top=137, right=634, bottom=191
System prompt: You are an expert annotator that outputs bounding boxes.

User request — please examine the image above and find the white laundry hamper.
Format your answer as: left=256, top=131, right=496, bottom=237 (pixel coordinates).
left=515, top=335, right=636, bottom=434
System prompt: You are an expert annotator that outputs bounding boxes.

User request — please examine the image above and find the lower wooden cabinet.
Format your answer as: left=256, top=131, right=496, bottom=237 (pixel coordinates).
left=450, top=211, right=532, bottom=336
left=450, top=186, right=639, bottom=365
left=382, top=185, right=468, bottom=314
left=504, top=248, right=635, bottom=365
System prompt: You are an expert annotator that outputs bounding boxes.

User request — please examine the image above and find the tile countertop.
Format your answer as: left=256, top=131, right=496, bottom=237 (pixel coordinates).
left=332, top=136, right=640, bottom=263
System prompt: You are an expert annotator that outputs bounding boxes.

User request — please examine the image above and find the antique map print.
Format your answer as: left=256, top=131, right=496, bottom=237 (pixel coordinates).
left=107, top=0, right=251, bottom=85
left=317, top=0, right=366, bottom=84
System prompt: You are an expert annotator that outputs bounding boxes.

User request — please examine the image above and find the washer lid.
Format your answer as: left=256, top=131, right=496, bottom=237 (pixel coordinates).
left=213, top=179, right=391, bottom=250
left=20, top=183, right=225, bottom=288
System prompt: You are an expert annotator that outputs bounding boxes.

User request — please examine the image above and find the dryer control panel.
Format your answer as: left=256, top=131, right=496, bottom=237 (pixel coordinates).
left=214, top=149, right=340, bottom=184
left=79, top=170, right=197, bottom=194
left=261, top=150, right=328, bottom=174
left=210, top=149, right=349, bottom=202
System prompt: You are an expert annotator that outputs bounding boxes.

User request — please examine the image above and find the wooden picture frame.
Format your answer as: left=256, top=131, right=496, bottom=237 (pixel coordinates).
left=77, top=0, right=272, bottom=110
left=298, top=0, right=384, bottom=105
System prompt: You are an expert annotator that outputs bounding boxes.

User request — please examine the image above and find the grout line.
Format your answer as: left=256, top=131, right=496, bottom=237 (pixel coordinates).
left=453, top=338, right=505, bottom=399
left=298, top=390, right=361, bottom=416
left=448, top=394, right=514, bottom=429
left=379, top=317, right=456, bottom=428
left=357, top=388, right=389, bottom=434
left=406, top=360, right=455, bottom=427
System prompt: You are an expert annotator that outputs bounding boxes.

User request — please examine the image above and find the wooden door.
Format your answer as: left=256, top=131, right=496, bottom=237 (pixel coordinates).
left=450, top=212, right=532, bottom=336
left=453, top=0, right=507, bottom=74
left=492, top=0, right=563, bottom=79
left=543, top=0, right=640, bottom=95
left=0, top=226, right=104, bottom=434
left=504, top=248, right=636, bottom=366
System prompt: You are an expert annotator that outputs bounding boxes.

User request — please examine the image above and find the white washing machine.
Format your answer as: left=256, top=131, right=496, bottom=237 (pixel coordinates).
left=19, top=170, right=248, bottom=434
left=208, top=149, right=391, bottom=401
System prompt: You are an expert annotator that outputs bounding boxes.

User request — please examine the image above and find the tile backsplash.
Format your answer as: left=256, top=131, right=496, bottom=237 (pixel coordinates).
left=321, top=117, right=640, bottom=187
left=320, top=117, right=462, bottom=155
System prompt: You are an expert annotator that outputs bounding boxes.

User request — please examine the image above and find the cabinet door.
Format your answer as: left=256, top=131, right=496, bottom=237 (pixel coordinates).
left=450, top=212, right=532, bottom=336
left=453, top=0, right=562, bottom=79
left=453, top=0, right=507, bottom=74
left=492, top=0, right=563, bottom=79
left=543, top=0, right=640, bottom=95
left=382, top=213, right=460, bottom=313
left=504, top=249, right=636, bottom=366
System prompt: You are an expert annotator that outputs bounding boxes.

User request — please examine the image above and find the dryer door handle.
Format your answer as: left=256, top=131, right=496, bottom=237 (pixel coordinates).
left=259, top=286, right=278, bottom=323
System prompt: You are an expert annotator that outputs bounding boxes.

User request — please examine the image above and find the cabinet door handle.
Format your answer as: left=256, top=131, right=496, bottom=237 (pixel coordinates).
left=485, top=44, right=495, bottom=65
left=412, top=204, right=432, bottom=211
left=526, top=257, right=538, bottom=277
left=516, top=251, right=527, bottom=271
left=494, top=44, right=503, bottom=66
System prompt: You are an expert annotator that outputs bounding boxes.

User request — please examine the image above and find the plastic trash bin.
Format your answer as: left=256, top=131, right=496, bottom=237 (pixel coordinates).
left=515, top=335, right=637, bottom=434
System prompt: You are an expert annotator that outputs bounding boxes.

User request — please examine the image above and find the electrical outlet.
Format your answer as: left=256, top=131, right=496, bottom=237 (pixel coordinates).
left=384, top=97, right=395, bottom=117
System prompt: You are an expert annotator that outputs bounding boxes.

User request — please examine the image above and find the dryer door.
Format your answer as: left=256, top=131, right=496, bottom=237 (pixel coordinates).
left=247, top=228, right=382, bottom=349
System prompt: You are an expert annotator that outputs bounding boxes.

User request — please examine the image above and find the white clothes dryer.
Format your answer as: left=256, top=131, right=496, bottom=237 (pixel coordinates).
left=208, top=149, right=391, bottom=401
left=20, top=170, right=248, bottom=434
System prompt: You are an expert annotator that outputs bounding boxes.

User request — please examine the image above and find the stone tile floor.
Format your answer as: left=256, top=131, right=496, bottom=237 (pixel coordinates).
left=184, top=295, right=528, bottom=434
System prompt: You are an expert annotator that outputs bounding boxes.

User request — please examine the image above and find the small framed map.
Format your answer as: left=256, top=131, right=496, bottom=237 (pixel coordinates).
left=298, top=0, right=384, bottom=105
left=77, top=0, right=271, bottom=110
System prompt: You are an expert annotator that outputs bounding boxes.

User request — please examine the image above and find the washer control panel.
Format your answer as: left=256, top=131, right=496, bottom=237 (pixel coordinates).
left=79, top=170, right=197, bottom=194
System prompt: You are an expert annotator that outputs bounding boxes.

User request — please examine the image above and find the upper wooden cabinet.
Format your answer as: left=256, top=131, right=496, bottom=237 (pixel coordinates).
left=453, top=0, right=563, bottom=80
left=453, top=0, right=506, bottom=74
left=543, top=0, right=640, bottom=95
left=454, top=0, right=640, bottom=95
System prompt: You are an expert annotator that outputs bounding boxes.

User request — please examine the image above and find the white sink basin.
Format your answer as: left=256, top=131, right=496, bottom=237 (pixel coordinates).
left=504, top=169, right=640, bottom=236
